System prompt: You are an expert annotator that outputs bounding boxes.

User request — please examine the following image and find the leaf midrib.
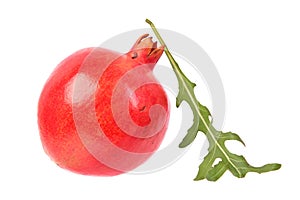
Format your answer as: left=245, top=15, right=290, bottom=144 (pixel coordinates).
left=173, top=64, right=242, bottom=178
left=147, top=19, right=242, bottom=178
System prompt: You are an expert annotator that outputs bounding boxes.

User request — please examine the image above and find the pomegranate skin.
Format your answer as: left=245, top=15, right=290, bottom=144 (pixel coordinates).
left=38, top=35, right=169, bottom=176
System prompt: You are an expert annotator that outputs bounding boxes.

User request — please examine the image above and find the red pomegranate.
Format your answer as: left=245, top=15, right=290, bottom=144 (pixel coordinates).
left=38, top=34, right=169, bottom=176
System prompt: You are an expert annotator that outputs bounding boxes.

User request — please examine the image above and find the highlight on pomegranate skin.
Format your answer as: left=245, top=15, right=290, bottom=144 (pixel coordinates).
left=38, top=34, right=170, bottom=176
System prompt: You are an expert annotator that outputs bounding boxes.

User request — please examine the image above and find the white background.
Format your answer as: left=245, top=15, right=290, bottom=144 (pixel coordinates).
left=0, top=0, right=299, bottom=199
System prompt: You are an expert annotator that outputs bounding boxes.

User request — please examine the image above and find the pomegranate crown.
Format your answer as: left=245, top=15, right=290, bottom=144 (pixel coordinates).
left=129, top=34, right=164, bottom=64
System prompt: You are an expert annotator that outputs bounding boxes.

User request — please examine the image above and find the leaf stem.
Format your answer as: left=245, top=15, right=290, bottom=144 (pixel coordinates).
left=145, top=19, right=182, bottom=74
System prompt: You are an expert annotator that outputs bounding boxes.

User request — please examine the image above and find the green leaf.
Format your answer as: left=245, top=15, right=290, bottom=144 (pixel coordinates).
left=146, top=19, right=281, bottom=181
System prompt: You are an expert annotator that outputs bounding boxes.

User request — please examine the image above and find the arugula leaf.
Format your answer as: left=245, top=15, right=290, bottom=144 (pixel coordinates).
left=146, top=19, right=281, bottom=181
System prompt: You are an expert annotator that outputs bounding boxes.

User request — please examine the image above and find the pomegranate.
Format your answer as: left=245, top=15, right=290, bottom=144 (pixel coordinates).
left=38, top=34, right=169, bottom=176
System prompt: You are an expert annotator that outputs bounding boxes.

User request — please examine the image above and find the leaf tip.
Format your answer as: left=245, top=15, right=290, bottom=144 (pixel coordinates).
left=253, top=163, right=282, bottom=174
left=175, top=98, right=181, bottom=107
left=179, top=141, right=188, bottom=148
left=240, top=139, right=246, bottom=147
left=269, top=163, right=282, bottom=171
left=193, top=176, right=204, bottom=181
